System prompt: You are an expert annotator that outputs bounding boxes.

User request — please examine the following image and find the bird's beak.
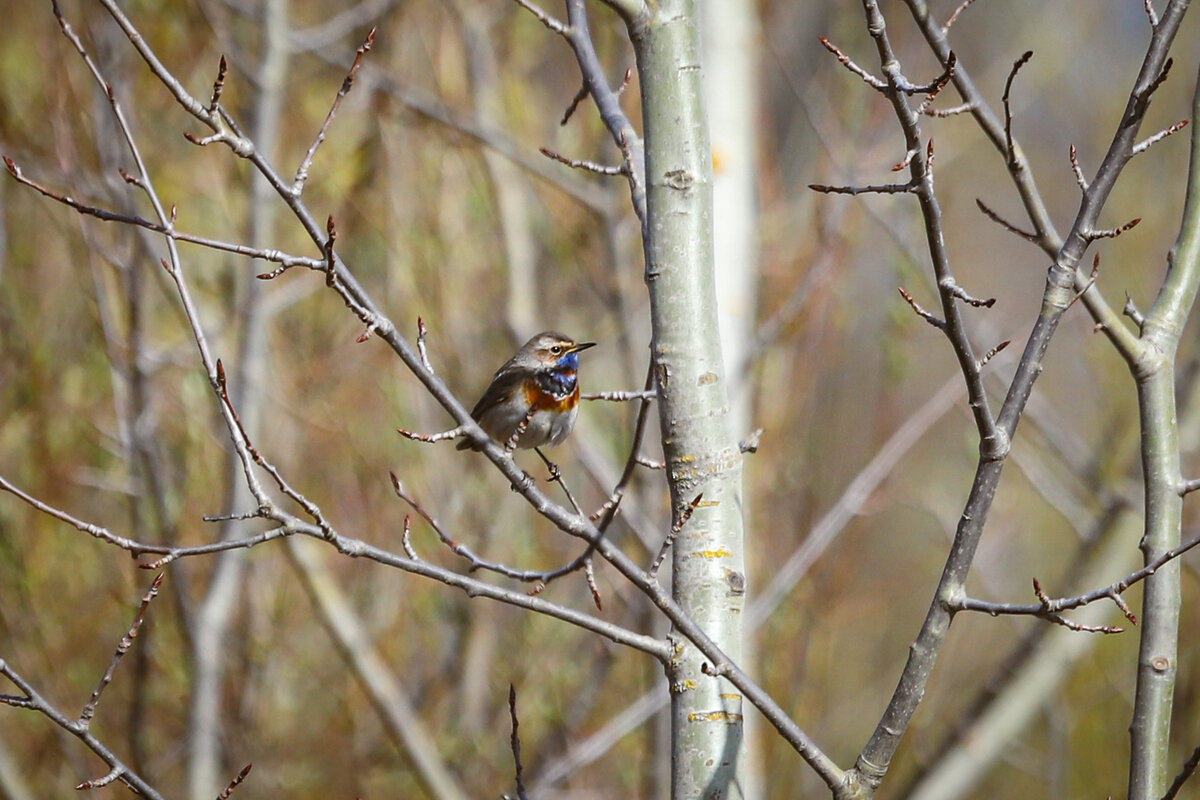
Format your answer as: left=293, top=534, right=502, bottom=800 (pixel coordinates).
left=572, top=341, right=597, bottom=354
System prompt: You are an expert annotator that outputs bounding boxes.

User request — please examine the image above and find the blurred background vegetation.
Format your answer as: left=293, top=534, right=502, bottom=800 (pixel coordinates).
left=1, top=1, right=1199, bottom=798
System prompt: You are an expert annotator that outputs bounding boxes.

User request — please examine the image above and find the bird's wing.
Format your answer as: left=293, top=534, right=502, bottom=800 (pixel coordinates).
left=468, top=368, right=522, bottom=420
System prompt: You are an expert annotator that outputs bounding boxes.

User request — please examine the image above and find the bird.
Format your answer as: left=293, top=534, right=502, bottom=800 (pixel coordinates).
left=457, top=331, right=596, bottom=451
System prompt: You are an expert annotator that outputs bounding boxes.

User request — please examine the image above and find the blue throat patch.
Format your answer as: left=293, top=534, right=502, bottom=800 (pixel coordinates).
left=538, top=366, right=577, bottom=398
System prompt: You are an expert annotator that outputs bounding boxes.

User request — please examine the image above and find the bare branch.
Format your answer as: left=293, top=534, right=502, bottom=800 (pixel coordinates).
left=217, top=765, right=254, bottom=800
left=508, top=685, right=530, bottom=800
left=536, top=449, right=585, bottom=517
left=0, top=658, right=167, bottom=799
left=818, top=36, right=887, bottom=90
left=649, top=494, right=703, bottom=578
left=892, top=146, right=919, bottom=172
left=582, top=389, right=657, bottom=401
left=1122, top=293, right=1146, bottom=331
left=206, top=55, right=228, bottom=114
left=561, top=0, right=646, bottom=226
left=897, top=286, right=947, bottom=329
left=1086, top=217, right=1142, bottom=241
left=512, top=0, right=568, bottom=35
left=1147, top=56, right=1174, bottom=98
left=1162, top=744, right=1200, bottom=800
left=975, top=197, right=1039, bottom=242
left=922, top=102, right=974, bottom=118
left=915, top=52, right=957, bottom=116
left=943, top=0, right=979, bottom=32
left=942, top=279, right=996, bottom=309
left=293, top=27, right=376, bottom=194
left=808, top=180, right=915, bottom=195
left=1069, top=143, right=1089, bottom=192
left=397, top=425, right=467, bottom=444
left=416, top=317, right=433, bottom=371
left=3, top=157, right=324, bottom=273
left=77, top=766, right=125, bottom=790
left=976, top=340, right=1011, bottom=370
left=79, top=573, right=165, bottom=727
left=1144, top=0, right=1160, bottom=27
left=1132, top=118, right=1189, bottom=155
left=583, top=559, right=602, bottom=610
left=955, top=529, right=1200, bottom=625
left=390, top=472, right=595, bottom=587
left=539, top=146, right=625, bottom=175
left=1002, top=51, right=1034, bottom=166
left=1031, top=578, right=1125, bottom=634
left=1067, top=253, right=1102, bottom=310
left=323, top=215, right=338, bottom=286
left=560, top=82, right=589, bottom=125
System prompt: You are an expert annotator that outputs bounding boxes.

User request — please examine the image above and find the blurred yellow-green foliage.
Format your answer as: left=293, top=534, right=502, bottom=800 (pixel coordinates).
left=2, top=1, right=1200, bottom=799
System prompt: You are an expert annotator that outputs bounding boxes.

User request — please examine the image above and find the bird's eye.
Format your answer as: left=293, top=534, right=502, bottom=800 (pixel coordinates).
left=550, top=345, right=563, bottom=355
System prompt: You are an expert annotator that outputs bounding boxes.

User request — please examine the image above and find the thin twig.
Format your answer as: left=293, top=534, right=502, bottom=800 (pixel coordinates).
left=1069, top=144, right=1089, bottom=192
left=79, top=573, right=165, bottom=727
left=206, top=55, right=228, bottom=114
left=584, top=559, right=603, bottom=610
left=535, top=449, right=584, bottom=515
left=582, top=389, right=656, bottom=401
left=560, top=82, right=589, bottom=125
left=1144, top=0, right=1159, bottom=27
left=649, top=494, right=703, bottom=578
left=77, top=767, right=124, bottom=790
left=561, top=0, right=647, bottom=227
left=1162, top=744, right=1200, bottom=800
left=397, top=425, right=466, bottom=444
left=898, top=287, right=947, bottom=329
left=217, top=764, right=253, bottom=800
left=818, top=36, right=887, bottom=90
left=0, top=660, right=167, bottom=799
left=390, top=473, right=594, bottom=586
left=956, top=529, right=1200, bottom=624
left=1132, top=119, right=1188, bottom=155
left=323, top=215, right=338, bottom=287
left=809, top=180, right=915, bottom=195
left=293, top=28, right=376, bottom=194
left=2, top=158, right=323, bottom=271
left=943, top=0, right=979, bottom=32
left=539, top=146, right=625, bottom=175
left=1066, top=253, right=1102, bottom=310
left=512, top=0, right=567, bottom=35
left=942, top=279, right=996, bottom=308
left=1087, top=217, right=1141, bottom=240
left=416, top=317, right=433, bottom=371
left=923, top=102, right=974, bottom=118
left=508, top=685, right=529, bottom=800
left=0, top=474, right=147, bottom=553
left=213, top=359, right=338, bottom=540
left=915, top=51, right=957, bottom=116
left=892, top=147, right=919, bottom=172
left=1002, top=51, right=1034, bottom=166
left=1125, top=293, right=1146, bottom=329
left=976, top=340, right=1011, bottom=370
left=975, top=197, right=1039, bottom=242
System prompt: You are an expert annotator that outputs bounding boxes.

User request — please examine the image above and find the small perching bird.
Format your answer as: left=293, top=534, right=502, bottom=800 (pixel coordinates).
left=457, top=331, right=596, bottom=451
